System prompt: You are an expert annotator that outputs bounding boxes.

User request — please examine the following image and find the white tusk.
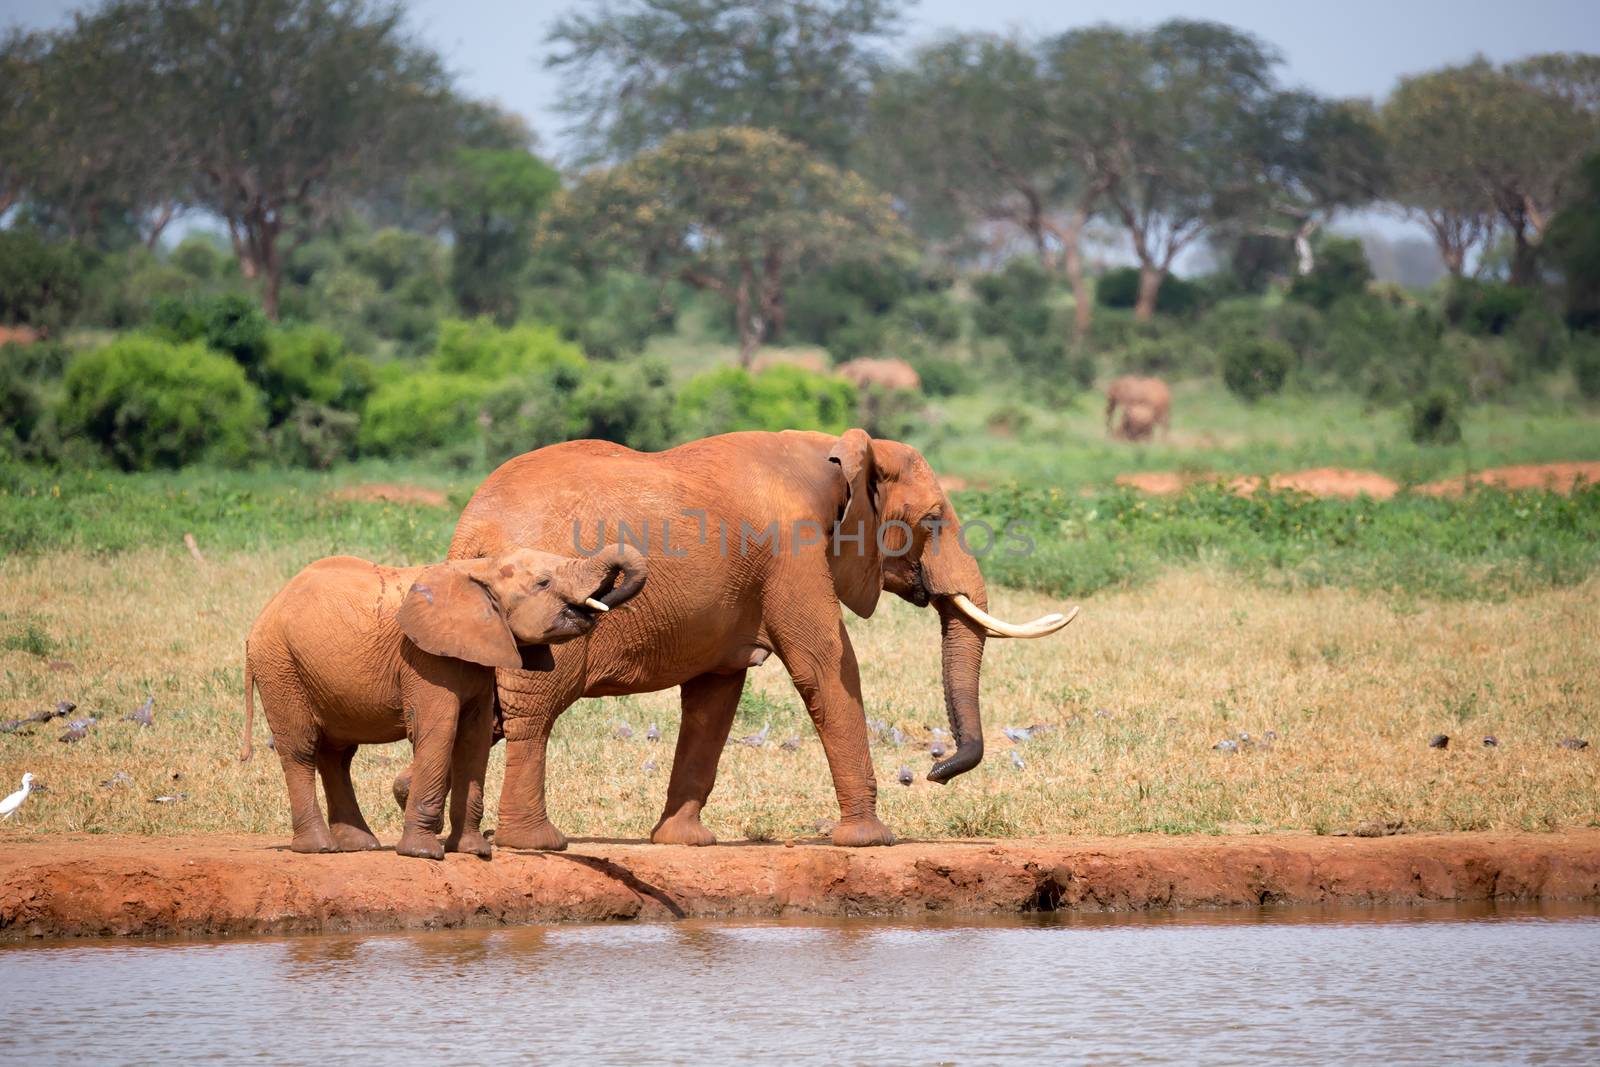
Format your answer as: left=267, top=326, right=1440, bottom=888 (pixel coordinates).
left=583, top=598, right=610, bottom=612
left=948, top=595, right=1079, bottom=639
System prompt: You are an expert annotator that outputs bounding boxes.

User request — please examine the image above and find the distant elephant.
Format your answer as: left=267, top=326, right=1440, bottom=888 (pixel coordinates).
left=1118, top=401, right=1159, bottom=442
left=243, top=545, right=645, bottom=859
left=447, top=430, right=1078, bottom=851
left=836, top=357, right=922, bottom=393
left=1105, top=375, right=1171, bottom=440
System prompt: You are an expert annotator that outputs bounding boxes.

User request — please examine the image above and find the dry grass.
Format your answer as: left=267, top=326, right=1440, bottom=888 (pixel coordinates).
left=1, top=548, right=1596, bottom=845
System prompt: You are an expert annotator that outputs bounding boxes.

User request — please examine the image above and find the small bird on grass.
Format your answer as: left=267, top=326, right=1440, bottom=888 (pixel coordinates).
left=1009, top=750, right=1026, bottom=770
left=1, top=773, right=35, bottom=819
left=1483, top=735, right=1499, bottom=748
left=929, top=739, right=948, bottom=759
left=813, top=817, right=836, bottom=836
left=897, top=765, right=914, bottom=786
left=645, top=722, right=660, bottom=742
left=1428, top=734, right=1450, bottom=749
left=99, top=771, right=134, bottom=789
left=124, top=696, right=154, bottom=728
left=2, top=700, right=76, bottom=734
left=149, top=792, right=188, bottom=804
left=780, top=736, right=802, bottom=751
left=612, top=721, right=634, bottom=740
left=60, top=716, right=97, bottom=743
left=737, top=723, right=770, bottom=748
left=1213, top=739, right=1239, bottom=753
left=641, top=759, right=657, bottom=775
left=888, top=726, right=908, bottom=747
left=1002, top=726, right=1033, bottom=743
left=1558, top=738, right=1589, bottom=750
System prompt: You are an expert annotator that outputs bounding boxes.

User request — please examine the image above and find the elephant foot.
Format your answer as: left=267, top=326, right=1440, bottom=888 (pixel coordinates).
left=832, top=815, right=896, bottom=847
left=492, top=819, right=568, bottom=852
left=330, top=824, right=383, bottom=852
left=650, top=811, right=718, bottom=846
left=395, top=826, right=446, bottom=860
left=290, top=827, right=339, bottom=854
left=446, top=829, right=494, bottom=859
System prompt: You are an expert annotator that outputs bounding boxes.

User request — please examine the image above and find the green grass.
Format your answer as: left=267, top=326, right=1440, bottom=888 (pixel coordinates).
left=959, top=481, right=1600, bottom=600
left=922, top=378, right=1599, bottom=488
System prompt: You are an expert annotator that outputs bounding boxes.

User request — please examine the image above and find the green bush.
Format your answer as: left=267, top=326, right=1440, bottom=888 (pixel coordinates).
left=785, top=259, right=921, bottom=359
left=431, top=318, right=587, bottom=379
left=481, top=358, right=677, bottom=465
left=0, top=230, right=87, bottom=332
left=911, top=355, right=973, bottom=397
left=268, top=401, right=361, bottom=469
left=1096, top=267, right=1204, bottom=316
left=1568, top=333, right=1600, bottom=400
left=169, top=237, right=230, bottom=283
left=1409, top=389, right=1463, bottom=445
left=358, top=371, right=496, bottom=458
left=258, top=326, right=375, bottom=425
left=1445, top=279, right=1536, bottom=336
left=523, top=269, right=677, bottom=360
left=1221, top=337, right=1294, bottom=402
left=0, top=353, right=44, bottom=457
left=677, top=364, right=856, bottom=437
left=972, top=259, right=1067, bottom=372
left=888, top=291, right=963, bottom=346
left=1311, top=295, right=1444, bottom=400
left=150, top=292, right=271, bottom=376
left=57, top=336, right=265, bottom=470
left=1287, top=237, right=1372, bottom=310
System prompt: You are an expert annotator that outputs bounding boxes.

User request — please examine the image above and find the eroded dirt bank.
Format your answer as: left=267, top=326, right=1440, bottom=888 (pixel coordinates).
left=4, top=831, right=1599, bottom=941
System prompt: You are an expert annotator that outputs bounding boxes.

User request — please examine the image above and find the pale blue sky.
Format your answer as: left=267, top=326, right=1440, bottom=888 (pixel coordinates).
left=10, top=0, right=1600, bottom=159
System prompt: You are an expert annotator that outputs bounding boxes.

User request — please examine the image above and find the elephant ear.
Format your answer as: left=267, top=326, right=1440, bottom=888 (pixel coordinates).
left=827, top=428, right=882, bottom=618
left=397, top=561, right=522, bottom=669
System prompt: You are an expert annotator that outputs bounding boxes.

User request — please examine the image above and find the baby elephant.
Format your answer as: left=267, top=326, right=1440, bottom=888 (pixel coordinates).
left=243, top=544, right=646, bottom=859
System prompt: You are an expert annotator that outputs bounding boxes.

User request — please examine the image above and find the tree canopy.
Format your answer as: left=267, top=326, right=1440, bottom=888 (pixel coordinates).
left=547, top=0, right=906, bottom=166
left=542, top=127, right=907, bottom=364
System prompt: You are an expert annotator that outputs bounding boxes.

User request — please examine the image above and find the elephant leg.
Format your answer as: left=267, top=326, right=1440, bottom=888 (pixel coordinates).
left=770, top=616, right=894, bottom=847
left=260, top=681, right=337, bottom=854
left=317, top=743, right=381, bottom=852
left=394, top=680, right=464, bottom=861
left=494, top=664, right=582, bottom=852
left=444, top=690, right=494, bottom=858
left=392, top=765, right=411, bottom=814
left=652, top=670, right=745, bottom=846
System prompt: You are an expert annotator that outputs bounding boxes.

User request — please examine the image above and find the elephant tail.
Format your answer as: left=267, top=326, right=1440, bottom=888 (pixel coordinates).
left=240, top=644, right=256, bottom=762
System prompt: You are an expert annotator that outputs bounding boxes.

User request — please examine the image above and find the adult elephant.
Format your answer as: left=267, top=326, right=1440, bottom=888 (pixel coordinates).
left=449, top=430, right=1077, bottom=849
left=1105, top=375, right=1171, bottom=440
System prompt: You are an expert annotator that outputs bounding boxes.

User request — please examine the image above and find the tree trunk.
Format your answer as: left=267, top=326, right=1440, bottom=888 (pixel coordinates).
left=1133, top=264, right=1164, bottom=322
left=1508, top=225, right=1538, bottom=288
left=734, top=271, right=757, bottom=369
left=1293, top=219, right=1319, bottom=276
left=1054, top=202, right=1095, bottom=344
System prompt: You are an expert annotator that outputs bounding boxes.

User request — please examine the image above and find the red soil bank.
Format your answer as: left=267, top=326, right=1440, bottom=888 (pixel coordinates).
left=3, top=831, right=1598, bottom=941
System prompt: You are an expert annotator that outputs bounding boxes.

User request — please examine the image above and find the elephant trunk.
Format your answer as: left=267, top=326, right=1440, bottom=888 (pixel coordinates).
left=567, top=543, right=648, bottom=610
left=594, top=542, right=648, bottom=609
left=928, top=598, right=986, bottom=783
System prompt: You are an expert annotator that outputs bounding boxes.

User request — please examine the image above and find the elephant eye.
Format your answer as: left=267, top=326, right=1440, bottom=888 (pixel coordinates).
left=919, top=511, right=944, bottom=531
left=535, top=576, right=550, bottom=589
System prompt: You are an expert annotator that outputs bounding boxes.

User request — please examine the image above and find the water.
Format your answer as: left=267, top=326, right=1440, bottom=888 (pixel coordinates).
left=3, top=904, right=1598, bottom=1065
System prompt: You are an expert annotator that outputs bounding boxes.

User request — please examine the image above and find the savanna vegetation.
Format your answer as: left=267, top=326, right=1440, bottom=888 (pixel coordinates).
left=1, top=0, right=1596, bottom=841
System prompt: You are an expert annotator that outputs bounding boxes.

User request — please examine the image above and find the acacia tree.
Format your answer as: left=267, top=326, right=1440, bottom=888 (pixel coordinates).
left=127, top=0, right=453, bottom=318
left=1246, top=94, right=1387, bottom=276
left=1048, top=21, right=1283, bottom=320
left=546, top=0, right=905, bottom=166
left=1382, top=65, right=1503, bottom=279
left=543, top=127, right=906, bottom=366
left=427, top=148, right=560, bottom=322
left=1, top=14, right=186, bottom=248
